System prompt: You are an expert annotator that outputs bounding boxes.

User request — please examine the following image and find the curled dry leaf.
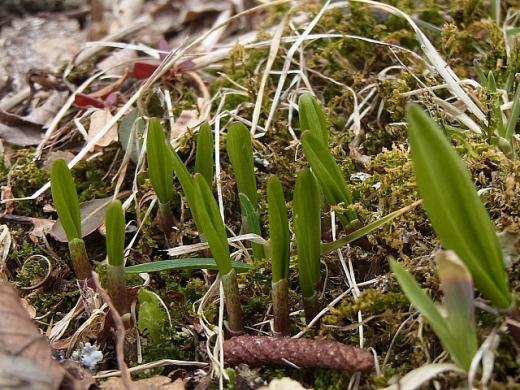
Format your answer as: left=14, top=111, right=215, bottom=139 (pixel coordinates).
left=0, top=225, right=11, bottom=274
left=88, top=109, right=119, bottom=147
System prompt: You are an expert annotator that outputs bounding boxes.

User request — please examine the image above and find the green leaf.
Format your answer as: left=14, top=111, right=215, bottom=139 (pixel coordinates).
left=146, top=118, right=174, bottom=205
left=192, top=174, right=232, bottom=275
left=226, top=122, right=258, bottom=207
left=436, top=250, right=478, bottom=370
left=105, top=200, right=125, bottom=267
left=407, top=104, right=512, bottom=309
left=293, top=168, right=321, bottom=297
left=138, top=288, right=167, bottom=342
left=505, top=82, right=520, bottom=143
left=195, top=122, right=214, bottom=186
left=238, top=193, right=265, bottom=260
left=298, top=93, right=328, bottom=144
left=50, top=159, right=81, bottom=241
left=267, top=176, right=290, bottom=282
left=125, top=258, right=252, bottom=274
left=301, top=130, right=357, bottom=228
left=390, top=260, right=459, bottom=363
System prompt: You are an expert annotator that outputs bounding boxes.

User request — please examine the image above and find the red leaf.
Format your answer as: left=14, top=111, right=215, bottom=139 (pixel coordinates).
left=74, top=93, right=105, bottom=109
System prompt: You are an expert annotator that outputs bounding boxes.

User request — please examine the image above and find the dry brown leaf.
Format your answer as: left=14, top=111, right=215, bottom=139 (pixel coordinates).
left=88, top=109, right=118, bottom=147
left=98, top=49, right=137, bottom=76
left=24, top=91, right=69, bottom=127
left=0, top=282, right=65, bottom=388
left=1, top=185, right=14, bottom=214
left=101, top=376, right=185, bottom=389
left=171, top=109, right=199, bottom=141
left=0, top=225, right=11, bottom=274
left=29, top=217, right=55, bottom=243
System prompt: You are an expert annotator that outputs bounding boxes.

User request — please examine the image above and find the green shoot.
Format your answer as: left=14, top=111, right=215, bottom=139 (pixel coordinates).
left=267, top=176, right=290, bottom=335
left=298, top=93, right=328, bottom=145
left=51, top=159, right=81, bottom=241
left=391, top=251, right=478, bottom=371
left=293, top=168, right=322, bottom=323
left=195, top=122, right=214, bottom=186
left=138, top=288, right=167, bottom=342
left=226, top=122, right=264, bottom=260
left=226, top=122, right=258, bottom=206
left=105, top=200, right=129, bottom=317
left=50, top=159, right=91, bottom=280
left=125, top=258, right=252, bottom=274
left=301, top=130, right=358, bottom=229
left=146, top=118, right=175, bottom=232
left=238, top=193, right=265, bottom=261
left=192, top=173, right=243, bottom=332
left=407, top=104, right=513, bottom=310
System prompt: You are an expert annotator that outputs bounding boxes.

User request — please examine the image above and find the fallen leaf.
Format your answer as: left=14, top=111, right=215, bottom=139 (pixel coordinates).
left=28, top=218, right=55, bottom=243
left=98, top=49, right=137, bottom=76
left=88, top=109, right=119, bottom=147
left=259, top=378, right=310, bottom=390
left=1, top=185, right=14, bottom=214
left=0, top=109, right=43, bottom=146
left=0, top=282, right=65, bottom=389
left=43, top=150, right=75, bottom=170
left=118, top=108, right=144, bottom=164
left=24, top=91, right=69, bottom=127
left=50, top=196, right=114, bottom=242
left=171, top=110, right=199, bottom=141
left=75, top=93, right=105, bottom=109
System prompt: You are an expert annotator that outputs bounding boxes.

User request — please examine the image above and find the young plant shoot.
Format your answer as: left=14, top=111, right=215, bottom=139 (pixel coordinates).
left=267, top=176, right=290, bottom=335
left=299, top=97, right=358, bottom=229
left=192, top=173, right=243, bottom=333
left=226, top=122, right=264, bottom=260
left=293, top=168, right=322, bottom=323
left=195, top=122, right=214, bottom=186
left=147, top=118, right=175, bottom=232
left=391, top=251, right=478, bottom=371
left=298, top=93, right=328, bottom=145
left=50, top=159, right=91, bottom=280
left=407, top=104, right=519, bottom=343
left=105, top=200, right=130, bottom=318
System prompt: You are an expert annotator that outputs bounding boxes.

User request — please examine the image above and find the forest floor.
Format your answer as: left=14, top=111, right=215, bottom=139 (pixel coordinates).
left=1, top=0, right=520, bottom=389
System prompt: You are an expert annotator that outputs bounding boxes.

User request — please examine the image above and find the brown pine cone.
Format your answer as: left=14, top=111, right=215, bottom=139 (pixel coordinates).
left=224, top=336, right=374, bottom=372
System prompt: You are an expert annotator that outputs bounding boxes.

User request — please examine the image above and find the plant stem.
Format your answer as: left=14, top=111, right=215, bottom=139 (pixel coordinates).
left=302, top=293, right=320, bottom=325
left=68, top=238, right=91, bottom=281
left=272, top=278, right=289, bottom=336
left=221, top=269, right=243, bottom=335
left=107, top=264, right=130, bottom=319
left=155, top=201, right=175, bottom=233
left=506, top=307, right=520, bottom=347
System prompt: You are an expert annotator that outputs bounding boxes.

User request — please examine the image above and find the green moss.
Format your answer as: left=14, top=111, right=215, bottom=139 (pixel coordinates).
left=314, top=368, right=349, bottom=390
left=72, top=150, right=119, bottom=202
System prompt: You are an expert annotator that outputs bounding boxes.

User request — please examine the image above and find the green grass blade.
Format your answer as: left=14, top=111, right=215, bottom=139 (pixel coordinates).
left=505, top=82, right=520, bottom=142
left=321, top=200, right=421, bottom=255
left=238, top=193, right=265, bottom=260
left=488, top=71, right=506, bottom=138
left=390, top=260, right=459, bottom=361
left=298, top=93, right=328, bottom=144
left=146, top=118, right=174, bottom=205
left=301, top=130, right=357, bottom=228
left=226, top=122, right=258, bottom=207
left=192, top=174, right=231, bottom=275
left=125, top=258, right=252, bottom=273
left=293, top=168, right=321, bottom=297
left=195, top=122, right=214, bottom=186
left=105, top=200, right=125, bottom=267
left=436, top=250, right=478, bottom=370
left=50, top=159, right=81, bottom=241
left=267, top=176, right=290, bottom=282
left=407, top=104, right=512, bottom=309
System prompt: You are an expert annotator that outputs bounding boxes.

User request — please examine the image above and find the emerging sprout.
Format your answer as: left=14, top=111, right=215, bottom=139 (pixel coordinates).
left=146, top=118, right=175, bottom=232
left=195, top=122, right=214, bottom=186
left=50, top=159, right=91, bottom=281
left=105, top=200, right=129, bottom=318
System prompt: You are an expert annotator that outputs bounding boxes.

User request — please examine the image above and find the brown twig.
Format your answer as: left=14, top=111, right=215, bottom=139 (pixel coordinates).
left=224, top=336, right=374, bottom=372
left=92, top=272, right=133, bottom=389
